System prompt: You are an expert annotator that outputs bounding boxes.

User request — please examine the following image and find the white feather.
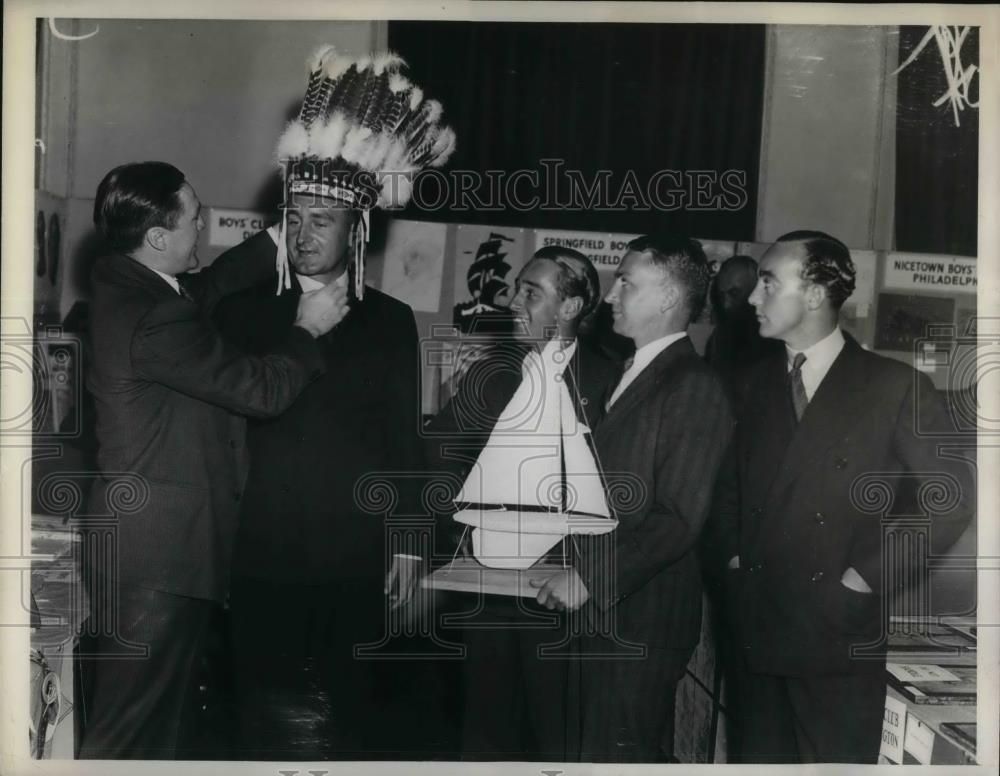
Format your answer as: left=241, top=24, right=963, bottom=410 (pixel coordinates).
left=379, top=171, right=413, bottom=208
left=429, top=127, right=457, bottom=166
left=308, top=44, right=337, bottom=73
left=373, top=51, right=405, bottom=75
left=308, top=113, right=350, bottom=161
left=323, top=51, right=354, bottom=81
left=423, top=100, right=443, bottom=124
left=274, top=120, right=310, bottom=163
left=341, top=126, right=374, bottom=164
left=355, top=54, right=372, bottom=72
left=408, top=87, right=423, bottom=111
left=388, top=72, right=410, bottom=94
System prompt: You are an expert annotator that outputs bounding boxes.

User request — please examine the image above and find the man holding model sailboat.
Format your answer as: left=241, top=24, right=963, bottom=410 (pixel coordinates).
left=550, top=234, right=734, bottom=762
left=406, top=246, right=618, bottom=760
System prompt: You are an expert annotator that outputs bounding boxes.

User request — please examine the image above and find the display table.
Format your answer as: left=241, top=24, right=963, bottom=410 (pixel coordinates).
left=882, top=617, right=978, bottom=765
left=30, top=514, right=88, bottom=759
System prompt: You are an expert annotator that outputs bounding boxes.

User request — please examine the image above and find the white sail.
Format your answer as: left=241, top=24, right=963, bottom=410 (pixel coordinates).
left=451, top=340, right=616, bottom=569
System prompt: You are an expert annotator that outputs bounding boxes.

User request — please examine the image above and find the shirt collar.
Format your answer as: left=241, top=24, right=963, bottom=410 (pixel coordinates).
left=786, top=326, right=845, bottom=372
left=150, top=268, right=181, bottom=295
left=630, top=331, right=688, bottom=373
left=295, top=269, right=348, bottom=292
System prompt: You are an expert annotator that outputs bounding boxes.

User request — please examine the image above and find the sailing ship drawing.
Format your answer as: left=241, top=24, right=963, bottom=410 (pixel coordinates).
left=451, top=340, right=618, bottom=570
left=453, top=231, right=516, bottom=331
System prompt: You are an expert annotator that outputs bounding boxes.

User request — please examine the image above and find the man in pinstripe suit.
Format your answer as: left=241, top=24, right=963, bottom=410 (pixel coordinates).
left=536, top=234, right=734, bottom=762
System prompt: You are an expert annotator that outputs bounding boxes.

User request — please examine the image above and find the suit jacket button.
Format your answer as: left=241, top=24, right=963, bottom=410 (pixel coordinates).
left=750, top=507, right=763, bottom=517
left=811, top=571, right=824, bottom=582
left=835, top=457, right=848, bottom=470
left=581, top=397, right=589, bottom=406
left=814, top=512, right=825, bottom=524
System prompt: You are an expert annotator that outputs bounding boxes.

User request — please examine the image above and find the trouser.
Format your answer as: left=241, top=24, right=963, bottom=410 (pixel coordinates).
left=460, top=613, right=569, bottom=761
left=574, top=634, right=691, bottom=763
left=737, top=670, right=885, bottom=763
left=228, top=575, right=455, bottom=760
left=77, top=585, right=213, bottom=759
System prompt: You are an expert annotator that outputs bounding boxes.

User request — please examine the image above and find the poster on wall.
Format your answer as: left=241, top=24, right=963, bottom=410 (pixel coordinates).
left=883, top=252, right=977, bottom=295
left=452, top=225, right=528, bottom=333
left=378, top=220, right=447, bottom=313
left=874, top=292, right=956, bottom=352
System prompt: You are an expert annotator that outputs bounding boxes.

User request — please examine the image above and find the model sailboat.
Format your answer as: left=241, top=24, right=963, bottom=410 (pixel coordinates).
left=451, top=340, right=618, bottom=570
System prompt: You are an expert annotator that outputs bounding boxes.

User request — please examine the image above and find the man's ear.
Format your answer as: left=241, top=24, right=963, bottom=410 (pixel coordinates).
left=145, top=227, right=168, bottom=253
left=659, top=284, right=681, bottom=313
left=559, top=296, right=583, bottom=321
left=805, top=282, right=827, bottom=311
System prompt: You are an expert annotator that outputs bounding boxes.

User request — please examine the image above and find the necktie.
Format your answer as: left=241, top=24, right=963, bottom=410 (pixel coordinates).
left=789, top=352, right=808, bottom=422
left=177, top=283, right=194, bottom=302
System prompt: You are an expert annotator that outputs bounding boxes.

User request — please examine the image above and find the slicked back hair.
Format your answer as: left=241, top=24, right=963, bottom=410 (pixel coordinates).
left=94, top=161, right=187, bottom=253
left=776, top=230, right=856, bottom=309
left=531, top=245, right=602, bottom=326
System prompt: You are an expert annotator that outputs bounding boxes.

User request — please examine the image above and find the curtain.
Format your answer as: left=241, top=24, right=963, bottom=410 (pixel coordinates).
left=388, top=22, right=766, bottom=240
left=895, top=26, right=979, bottom=257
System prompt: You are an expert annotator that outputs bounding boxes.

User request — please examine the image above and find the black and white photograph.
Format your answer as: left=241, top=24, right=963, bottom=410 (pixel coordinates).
left=1, top=1, right=997, bottom=772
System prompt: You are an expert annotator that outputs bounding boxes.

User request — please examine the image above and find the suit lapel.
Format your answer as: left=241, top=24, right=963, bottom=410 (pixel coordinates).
left=597, top=338, right=694, bottom=437
left=743, top=352, right=796, bottom=500
left=765, top=337, right=870, bottom=502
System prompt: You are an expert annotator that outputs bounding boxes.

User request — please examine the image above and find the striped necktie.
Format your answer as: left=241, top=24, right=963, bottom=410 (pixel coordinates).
left=789, top=352, right=808, bottom=422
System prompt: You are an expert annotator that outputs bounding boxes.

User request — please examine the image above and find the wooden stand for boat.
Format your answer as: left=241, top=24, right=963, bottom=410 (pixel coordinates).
left=422, top=556, right=566, bottom=598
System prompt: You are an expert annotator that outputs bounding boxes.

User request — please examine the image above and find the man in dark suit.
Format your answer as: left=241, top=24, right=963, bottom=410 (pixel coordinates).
left=536, top=234, right=734, bottom=762
left=81, top=161, right=344, bottom=759
left=717, top=230, right=975, bottom=762
left=392, top=246, right=618, bottom=760
left=213, top=192, right=425, bottom=759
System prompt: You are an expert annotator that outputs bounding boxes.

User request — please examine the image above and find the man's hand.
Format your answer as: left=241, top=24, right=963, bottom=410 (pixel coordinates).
left=840, top=566, right=873, bottom=594
left=294, top=282, right=349, bottom=337
left=384, top=555, right=424, bottom=610
left=529, top=568, right=590, bottom=611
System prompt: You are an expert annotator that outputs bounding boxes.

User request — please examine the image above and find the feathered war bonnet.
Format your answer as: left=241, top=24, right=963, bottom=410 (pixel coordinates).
left=273, top=45, right=457, bottom=298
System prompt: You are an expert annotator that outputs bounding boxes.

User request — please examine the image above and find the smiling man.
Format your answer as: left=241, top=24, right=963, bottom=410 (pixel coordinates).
left=717, top=230, right=975, bottom=763
left=212, top=180, right=425, bottom=757
left=412, top=245, right=618, bottom=761
left=562, top=233, right=733, bottom=763
left=81, top=161, right=342, bottom=758
left=208, top=42, right=459, bottom=759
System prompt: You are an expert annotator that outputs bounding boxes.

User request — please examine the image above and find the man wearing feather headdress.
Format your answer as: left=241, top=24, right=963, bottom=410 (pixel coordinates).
left=212, top=46, right=456, bottom=758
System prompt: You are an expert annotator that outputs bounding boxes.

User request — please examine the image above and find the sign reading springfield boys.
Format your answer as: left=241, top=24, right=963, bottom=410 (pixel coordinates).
left=884, top=252, right=977, bottom=294
left=533, top=230, right=639, bottom=274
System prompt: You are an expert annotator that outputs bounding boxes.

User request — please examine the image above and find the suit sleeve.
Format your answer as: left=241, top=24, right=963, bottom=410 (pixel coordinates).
left=181, top=230, right=277, bottom=312
left=846, top=372, right=975, bottom=591
left=130, top=296, right=324, bottom=418
left=581, top=369, right=735, bottom=611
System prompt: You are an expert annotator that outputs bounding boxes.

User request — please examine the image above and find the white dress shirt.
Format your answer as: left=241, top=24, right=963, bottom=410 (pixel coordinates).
left=785, top=326, right=845, bottom=401
left=151, top=268, right=181, bottom=295
left=606, top=331, right=688, bottom=408
left=295, top=269, right=347, bottom=292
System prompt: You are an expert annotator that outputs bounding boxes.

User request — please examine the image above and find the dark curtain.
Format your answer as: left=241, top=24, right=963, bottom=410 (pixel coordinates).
left=388, top=22, right=765, bottom=239
left=895, top=26, right=979, bottom=257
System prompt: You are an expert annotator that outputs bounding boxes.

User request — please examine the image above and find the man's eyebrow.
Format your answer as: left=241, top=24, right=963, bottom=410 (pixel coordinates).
left=758, top=269, right=775, bottom=278
left=518, top=278, right=541, bottom=288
